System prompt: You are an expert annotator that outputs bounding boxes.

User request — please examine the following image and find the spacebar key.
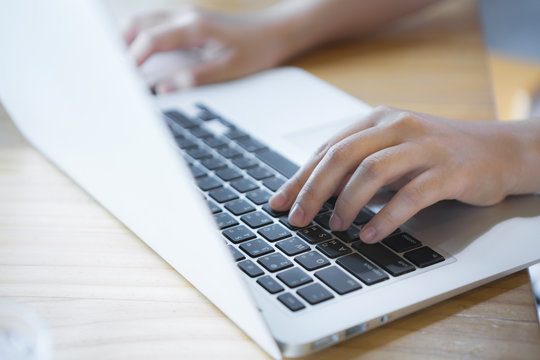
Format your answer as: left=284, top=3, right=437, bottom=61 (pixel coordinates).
left=256, top=149, right=299, bottom=179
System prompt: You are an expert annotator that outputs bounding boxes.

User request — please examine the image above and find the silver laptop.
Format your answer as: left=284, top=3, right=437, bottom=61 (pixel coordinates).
left=1, top=1, right=539, bottom=358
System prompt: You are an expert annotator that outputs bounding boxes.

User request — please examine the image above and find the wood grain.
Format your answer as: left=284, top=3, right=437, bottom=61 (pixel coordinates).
left=1, top=0, right=539, bottom=359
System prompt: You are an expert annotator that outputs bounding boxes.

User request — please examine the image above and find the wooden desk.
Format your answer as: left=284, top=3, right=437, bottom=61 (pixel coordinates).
left=1, top=0, right=539, bottom=359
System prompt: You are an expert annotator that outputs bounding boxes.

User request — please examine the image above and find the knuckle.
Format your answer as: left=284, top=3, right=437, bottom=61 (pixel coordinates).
left=373, top=105, right=394, bottom=114
left=314, top=141, right=331, bottom=159
left=384, top=111, right=423, bottom=134
left=325, top=142, right=349, bottom=164
left=359, top=155, right=384, bottom=181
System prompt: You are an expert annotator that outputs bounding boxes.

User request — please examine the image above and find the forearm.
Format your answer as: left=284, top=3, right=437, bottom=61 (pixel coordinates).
left=262, top=0, right=441, bottom=58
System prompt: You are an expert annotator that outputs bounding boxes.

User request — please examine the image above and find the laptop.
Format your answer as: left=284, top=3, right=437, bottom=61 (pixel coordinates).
left=1, top=1, right=539, bottom=358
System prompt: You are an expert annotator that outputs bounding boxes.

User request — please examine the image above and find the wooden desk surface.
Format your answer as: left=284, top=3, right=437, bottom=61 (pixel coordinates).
left=1, top=0, right=539, bottom=359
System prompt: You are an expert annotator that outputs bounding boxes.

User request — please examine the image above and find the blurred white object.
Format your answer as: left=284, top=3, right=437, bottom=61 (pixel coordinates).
left=0, top=301, right=51, bottom=360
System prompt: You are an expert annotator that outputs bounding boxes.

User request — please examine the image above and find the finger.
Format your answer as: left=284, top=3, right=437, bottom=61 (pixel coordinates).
left=287, top=126, right=401, bottom=227
left=330, top=143, right=431, bottom=231
left=154, top=69, right=194, bottom=94
left=270, top=107, right=390, bottom=212
left=360, top=168, right=450, bottom=243
left=120, top=6, right=196, bottom=44
left=129, top=13, right=206, bottom=65
left=120, top=10, right=177, bottom=44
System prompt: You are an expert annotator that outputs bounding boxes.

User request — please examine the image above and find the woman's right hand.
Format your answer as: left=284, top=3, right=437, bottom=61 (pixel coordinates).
left=121, top=6, right=301, bottom=93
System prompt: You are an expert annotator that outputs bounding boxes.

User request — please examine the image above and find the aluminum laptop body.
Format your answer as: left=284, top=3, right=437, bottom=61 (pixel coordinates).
left=1, top=1, right=539, bottom=358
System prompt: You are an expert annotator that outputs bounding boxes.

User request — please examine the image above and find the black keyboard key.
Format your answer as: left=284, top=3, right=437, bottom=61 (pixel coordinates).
left=262, top=204, right=288, bottom=218
left=277, top=267, right=312, bottom=288
left=232, top=156, right=258, bottom=169
left=257, top=275, right=284, bottom=294
left=258, top=253, right=293, bottom=272
left=222, top=225, right=256, bottom=244
left=189, top=164, right=207, bottom=178
left=295, top=251, right=330, bottom=271
left=256, top=149, right=300, bottom=179
left=224, top=199, right=255, bottom=216
left=240, top=211, right=273, bottom=228
left=215, top=167, right=242, bottom=182
left=239, top=239, right=274, bottom=258
left=317, top=204, right=331, bottom=215
left=190, top=126, right=213, bottom=139
left=297, top=225, right=332, bottom=244
left=214, top=213, right=239, bottom=230
left=237, top=137, right=267, bottom=152
left=246, top=189, right=272, bottom=205
left=352, top=241, right=415, bottom=277
left=326, top=197, right=337, bottom=208
left=165, top=110, right=200, bottom=128
left=276, top=237, right=310, bottom=256
left=207, top=200, right=221, bottom=214
left=200, top=156, right=227, bottom=171
left=230, top=178, right=259, bottom=193
left=277, top=293, right=305, bottom=312
left=175, top=136, right=198, bottom=149
left=333, top=226, right=361, bottom=243
left=238, top=260, right=264, bottom=277
left=297, top=283, right=334, bottom=305
left=262, top=176, right=285, bottom=192
left=247, top=166, right=274, bottom=180
left=204, top=136, right=228, bottom=148
left=209, top=187, right=238, bottom=203
left=218, top=145, right=244, bottom=159
left=167, top=121, right=187, bottom=136
left=383, top=233, right=422, bottom=253
left=229, top=245, right=245, bottom=261
left=336, top=254, right=389, bottom=285
left=315, top=266, right=362, bottom=295
left=195, top=106, right=218, bottom=121
left=186, top=147, right=212, bottom=160
left=404, top=247, right=445, bottom=268
left=314, top=212, right=331, bottom=229
left=196, top=176, right=222, bottom=191
left=353, top=208, right=374, bottom=225
left=225, top=127, right=249, bottom=140
left=316, top=239, right=352, bottom=258
left=258, top=223, right=291, bottom=242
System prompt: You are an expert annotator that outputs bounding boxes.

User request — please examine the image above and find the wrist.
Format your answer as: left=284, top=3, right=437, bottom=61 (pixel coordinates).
left=502, top=120, right=540, bottom=196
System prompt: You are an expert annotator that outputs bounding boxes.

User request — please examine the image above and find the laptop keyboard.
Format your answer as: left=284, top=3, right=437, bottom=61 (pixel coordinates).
left=164, top=104, right=445, bottom=312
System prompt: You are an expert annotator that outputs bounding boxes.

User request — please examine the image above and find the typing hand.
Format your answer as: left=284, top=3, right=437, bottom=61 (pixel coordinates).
left=121, top=6, right=294, bottom=93
left=270, top=106, right=538, bottom=243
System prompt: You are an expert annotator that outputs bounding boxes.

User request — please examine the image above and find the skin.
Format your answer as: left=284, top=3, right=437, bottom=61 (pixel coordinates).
left=122, top=0, right=438, bottom=91
left=122, top=1, right=540, bottom=243
left=269, top=107, right=540, bottom=242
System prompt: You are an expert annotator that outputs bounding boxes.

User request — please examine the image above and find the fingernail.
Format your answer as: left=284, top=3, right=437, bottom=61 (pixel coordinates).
left=329, top=214, right=342, bottom=230
left=360, top=225, right=377, bottom=243
left=270, top=191, right=286, bottom=208
left=289, top=203, right=305, bottom=226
